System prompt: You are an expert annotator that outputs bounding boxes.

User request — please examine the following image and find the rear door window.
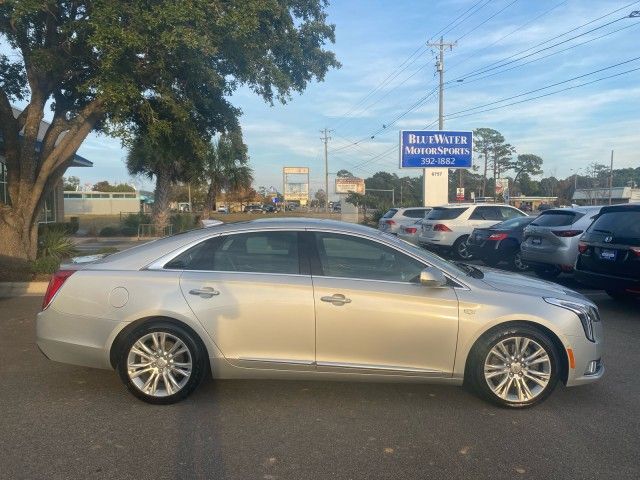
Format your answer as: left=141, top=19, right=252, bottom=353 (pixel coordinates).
left=588, top=211, right=640, bottom=245
left=500, top=207, right=524, bottom=220
left=382, top=209, right=398, bottom=219
left=531, top=211, right=582, bottom=227
left=404, top=209, right=428, bottom=218
left=426, top=207, right=467, bottom=220
left=469, top=206, right=502, bottom=221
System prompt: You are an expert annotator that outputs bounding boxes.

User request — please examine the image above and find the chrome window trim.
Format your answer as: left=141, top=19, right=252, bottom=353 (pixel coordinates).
left=145, top=225, right=470, bottom=290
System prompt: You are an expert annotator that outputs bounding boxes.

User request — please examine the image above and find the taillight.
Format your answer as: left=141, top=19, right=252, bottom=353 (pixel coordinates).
left=488, top=233, right=508, bottom=241
left=42, top=270, right=75, bottom=310
left=578, top=242, right=588, bottom=254
left=385, top=219, right=396, bottom=225
left=552, top=230, right=583, bottom=237
left=630, top=247, right=640, bottom=257
left=433, top=224, right=452, bottom=232
left=405, top=227, right=417, bottom=234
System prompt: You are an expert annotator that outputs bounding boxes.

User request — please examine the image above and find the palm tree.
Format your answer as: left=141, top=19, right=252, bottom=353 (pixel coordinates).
left=203, top=130, right=253, bottom=217
left=127, top=130, right=204, bottom=230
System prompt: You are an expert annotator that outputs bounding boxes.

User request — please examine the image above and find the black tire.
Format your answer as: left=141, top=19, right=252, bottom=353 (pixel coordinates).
left=510, top=251, right=529, bottom=272
left=533, top=265, right=561, bottom=280
left=466, top=323, right=560, bottom=408
left=117, top=321, right=208, bottom=404
left=453, top=235, right=473, bottom=260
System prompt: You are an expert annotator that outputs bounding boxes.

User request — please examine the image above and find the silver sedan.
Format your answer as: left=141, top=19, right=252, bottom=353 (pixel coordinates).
left=37, top=218, right=603, bottom=407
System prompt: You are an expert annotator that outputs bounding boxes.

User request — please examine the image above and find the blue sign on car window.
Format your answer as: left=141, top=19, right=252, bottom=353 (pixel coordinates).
left=400, top=130, right=473, bottom=168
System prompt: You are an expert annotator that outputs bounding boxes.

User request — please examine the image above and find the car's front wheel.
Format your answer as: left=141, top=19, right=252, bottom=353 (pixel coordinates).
left=117, top=321, right=208, bottom=404
left=467, top=324, right=560, bottom=408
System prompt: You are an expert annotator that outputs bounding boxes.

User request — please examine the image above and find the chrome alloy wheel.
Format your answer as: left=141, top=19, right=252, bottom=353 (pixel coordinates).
left=127, top=332, right=193, bottom=397
left=513, top=252, right=528, bottom=271
left=483, top=336, right=551, bottom=403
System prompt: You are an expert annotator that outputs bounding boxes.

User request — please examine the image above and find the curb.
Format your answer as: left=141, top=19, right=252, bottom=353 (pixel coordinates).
left=0, top=282, right=48, bottom=299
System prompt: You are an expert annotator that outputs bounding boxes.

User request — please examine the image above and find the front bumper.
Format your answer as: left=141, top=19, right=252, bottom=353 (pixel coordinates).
left=574, top=269, right=640, bottom=292
left=565, top=319, right=604, bottom=386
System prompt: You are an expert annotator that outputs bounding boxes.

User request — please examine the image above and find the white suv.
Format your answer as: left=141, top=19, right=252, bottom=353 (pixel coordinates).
left=419, top=204, right=527, bottom=259
left=378, top=207, right=432, bottom=234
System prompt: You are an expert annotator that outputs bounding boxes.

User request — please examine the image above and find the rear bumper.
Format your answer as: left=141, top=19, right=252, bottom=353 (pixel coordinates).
left=521, top=244, right=576, bottom=268
left=574, top=269, right=640, bottom=291
left=36, top=308, right=119, bottom=370
left=418, top=232, right=457, bottom=247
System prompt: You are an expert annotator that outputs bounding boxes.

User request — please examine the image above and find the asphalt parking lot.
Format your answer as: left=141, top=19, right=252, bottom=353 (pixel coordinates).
left=1, top=280, right=639, bottom=480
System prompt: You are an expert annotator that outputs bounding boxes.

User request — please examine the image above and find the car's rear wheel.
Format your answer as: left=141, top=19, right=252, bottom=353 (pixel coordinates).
left=467, top=324, right=560, bottom=408
left=510, top=251, right=529, bottom=272
left=117, top=321, right=208, bottom=404
left=533, top=265, right=561, bottom=280
left=453, top=236, right=473, bottom=260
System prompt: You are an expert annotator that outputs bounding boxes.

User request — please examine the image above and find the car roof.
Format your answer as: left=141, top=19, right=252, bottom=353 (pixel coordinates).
left=433, top=203, right=510, bottom=208
left=86, top=218, right=390, bottom=270
left=599, top=203, right=640, bottom=213
left=541, top=206, right=602, bottom=214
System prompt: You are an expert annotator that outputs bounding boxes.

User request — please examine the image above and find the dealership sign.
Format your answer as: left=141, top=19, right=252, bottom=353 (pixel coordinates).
left=335, top=177, right=365, bottom=195
left=400, top=130, right=473, bottom=169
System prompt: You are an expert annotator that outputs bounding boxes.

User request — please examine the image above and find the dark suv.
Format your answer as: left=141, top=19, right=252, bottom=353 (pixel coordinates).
left=575, top=204, right=640, bottom=299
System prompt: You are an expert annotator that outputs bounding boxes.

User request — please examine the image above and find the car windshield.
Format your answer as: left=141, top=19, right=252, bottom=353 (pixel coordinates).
left=588, top=211, right=640, bottom=245
left=493, top=216, right=535, bottom=230
left=382, top=208, right=398, bottom=219
left=531, top=210, right=581, bottom=227
left=426, top=207, right=467, bottom=220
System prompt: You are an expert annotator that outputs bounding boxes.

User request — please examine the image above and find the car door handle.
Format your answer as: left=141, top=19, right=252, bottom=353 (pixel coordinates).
left=189, top=287, right=220, bottom=298
left=320, top=294, right=352, bottom=305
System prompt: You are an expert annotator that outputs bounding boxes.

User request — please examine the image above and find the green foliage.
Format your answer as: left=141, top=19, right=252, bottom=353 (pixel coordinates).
left=30, top=256, right=60, bottom=275
left=336, top=169, right=354, bottom=178
left=99, top=226, right=121, bottom=237
left=120, top=227, right=138, bottom=237
left=92, top=181, right=135, bottom=192
left=122, top=213, right=151, bottom=229
left=38, top=221, right=79, bottom=236
left=37, top=228, right=76, bottom=260
left=63, top=176, right=80, bottom=191
left=170, top=214, right=197, bottom=233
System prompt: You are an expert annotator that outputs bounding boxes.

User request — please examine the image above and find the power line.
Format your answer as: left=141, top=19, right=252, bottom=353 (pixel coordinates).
left=454, top=1, right=640, bottom=81
left=454, top=0, right=520, bottom=43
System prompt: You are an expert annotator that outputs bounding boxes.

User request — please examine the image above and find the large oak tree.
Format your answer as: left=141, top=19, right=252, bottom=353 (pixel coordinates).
left=0, top=0, right=339, bottom=261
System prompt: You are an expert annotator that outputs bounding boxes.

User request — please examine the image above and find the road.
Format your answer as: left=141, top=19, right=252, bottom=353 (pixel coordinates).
left=1, top=283, right=639, bottom=480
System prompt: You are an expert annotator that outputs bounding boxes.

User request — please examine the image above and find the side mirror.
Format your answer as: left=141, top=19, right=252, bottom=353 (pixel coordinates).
left=420, top=267, right=447, bottom=288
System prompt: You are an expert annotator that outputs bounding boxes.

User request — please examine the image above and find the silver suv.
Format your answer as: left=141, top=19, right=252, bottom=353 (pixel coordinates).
left=521, top=206, right=603, bottom=279
left=378, top=207, right=431, bottom=234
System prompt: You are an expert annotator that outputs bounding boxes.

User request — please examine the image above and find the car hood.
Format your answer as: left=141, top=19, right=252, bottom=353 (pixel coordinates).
left=478, top=268, right=587, bottom=301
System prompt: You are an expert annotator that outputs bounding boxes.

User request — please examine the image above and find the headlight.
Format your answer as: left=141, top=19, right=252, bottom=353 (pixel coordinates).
left=544, top=297, right=600, bottom=342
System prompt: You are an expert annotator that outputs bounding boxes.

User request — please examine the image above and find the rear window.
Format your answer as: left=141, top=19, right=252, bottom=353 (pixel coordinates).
left=588, top=211, right=640, bottom=246
left=404, top=208, right=429, bottom=218
left=382, top=209, right=398, bottom=219
left=494, top=216, right=534, bottom=229
left=531, top=211, right=582, bottom=227
left=426, top=207, right=468, bottom=220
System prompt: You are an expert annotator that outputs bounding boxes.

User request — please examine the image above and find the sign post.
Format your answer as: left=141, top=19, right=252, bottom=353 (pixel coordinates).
left=456, top=187, right=465, bottom=202
left=399, top=130, right=473, bottom=206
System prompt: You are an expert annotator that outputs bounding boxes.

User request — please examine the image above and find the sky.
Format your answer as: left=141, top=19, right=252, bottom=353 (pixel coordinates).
left=6, top=0, right=640, bottom=197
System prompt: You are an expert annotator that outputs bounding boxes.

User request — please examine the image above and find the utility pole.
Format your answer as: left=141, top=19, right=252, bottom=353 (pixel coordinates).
left=609, top=150, right=614, bottom=205
left=426, top=37, right=456, bottom=206
left=320, top=128, right=332, bottom=212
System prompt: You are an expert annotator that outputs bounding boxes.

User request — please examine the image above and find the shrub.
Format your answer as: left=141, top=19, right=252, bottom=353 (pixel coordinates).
left=99, top=226, right=121, bottom=237
left=38, top=221, right=79, bottom=236
left=96, top=247, right=119, bottom=255
left=120, top=226, right=138, bottom=237
left=31, top=256, right=60, bottom=274
left=38, top=227, right=77, bottom=260
left=122, top=213, right=151, bottom=229
left=170, top=213, right=197, bottom=233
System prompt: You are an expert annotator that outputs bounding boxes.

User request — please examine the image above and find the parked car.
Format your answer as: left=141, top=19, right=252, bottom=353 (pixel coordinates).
left=467, top=216, right=536, bottom=271
left=397, top=219, right=423, bottom=244
left=574, top=204, right=640, bottom=300
left=262, top=204, right=277, bottom=213
left=244, top=205, right=264, bottom=214
left=216, top=206, right=228, bottom=213
left=37, top=218, right=603, bottom=408
left=419, top=204, right=527, bottom=260
left=378, top=207, right=431, bottom=234
left=521, top=206, right=602, bottom=280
